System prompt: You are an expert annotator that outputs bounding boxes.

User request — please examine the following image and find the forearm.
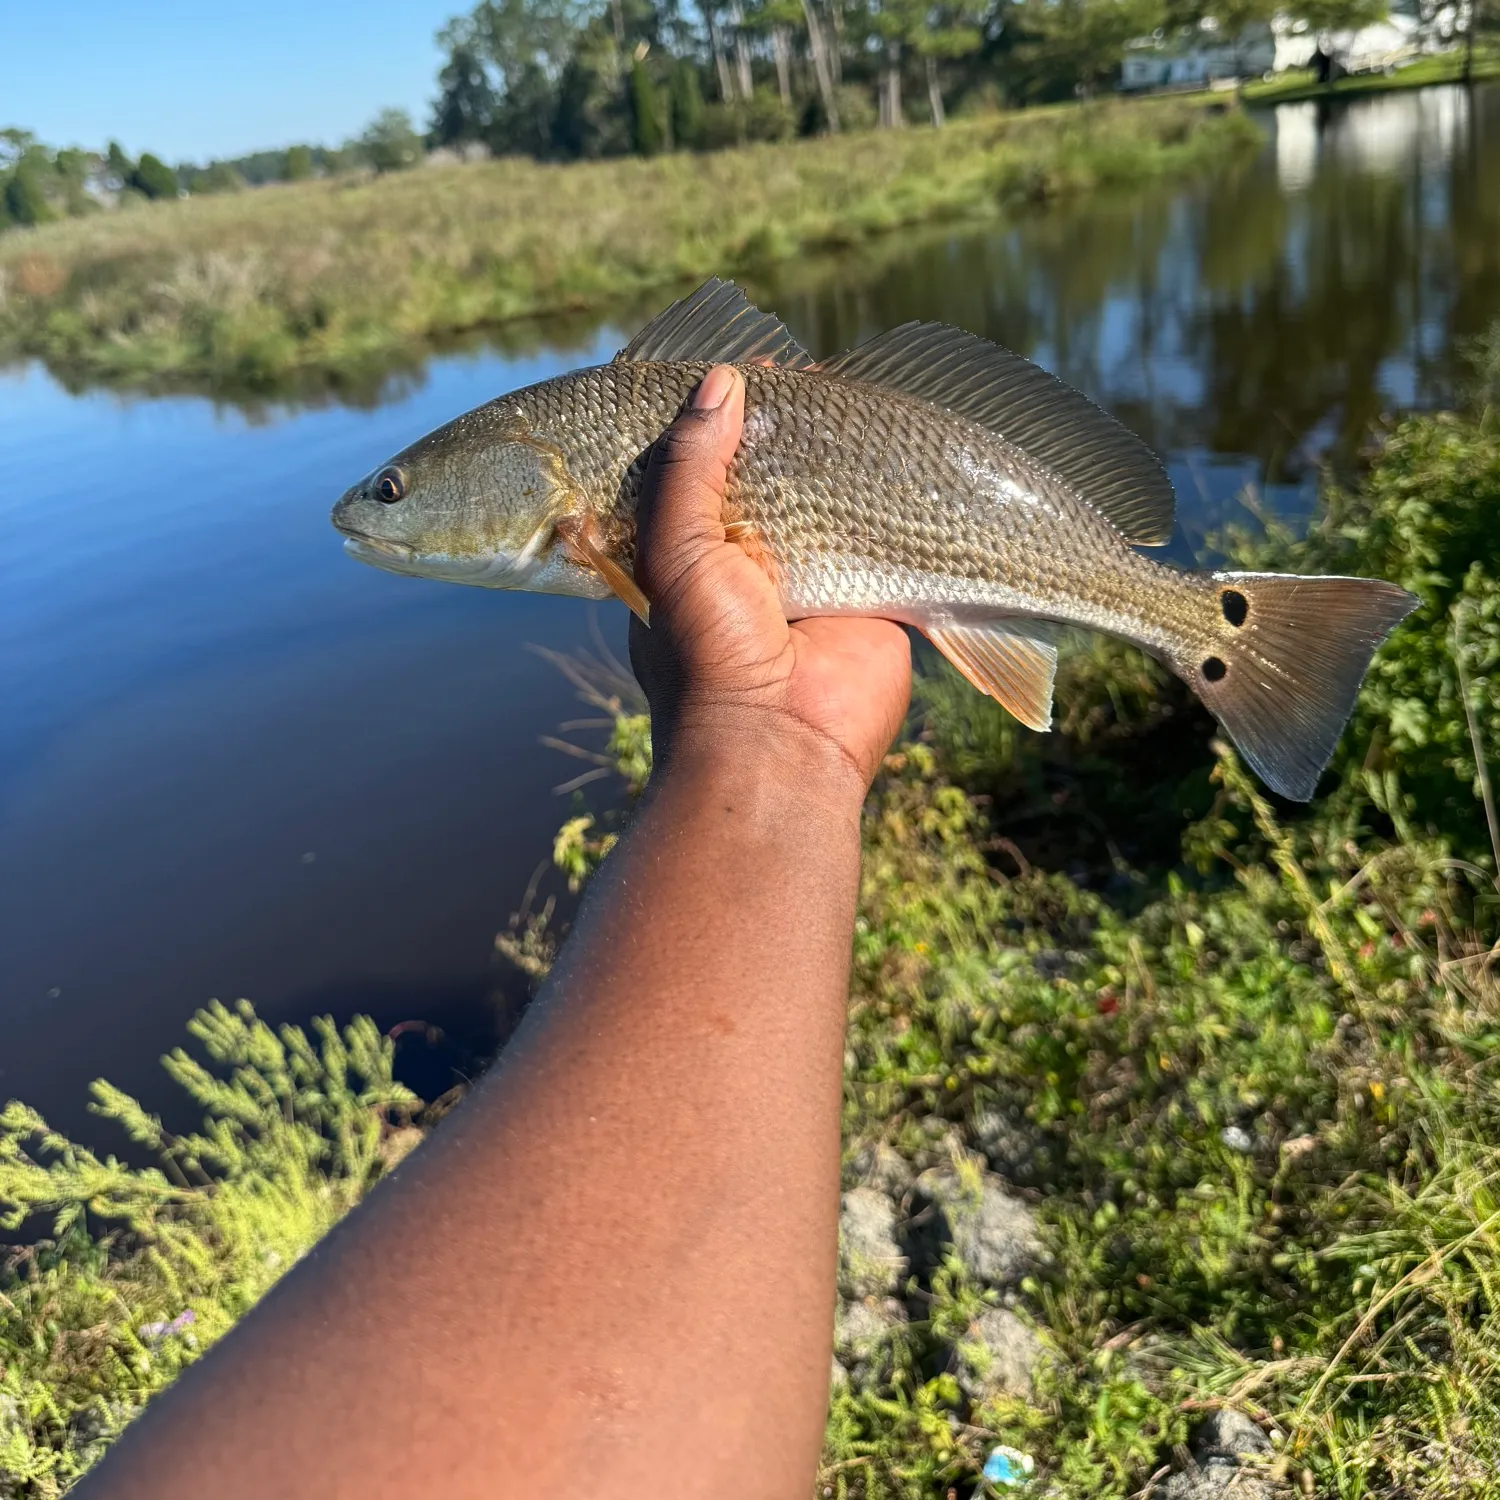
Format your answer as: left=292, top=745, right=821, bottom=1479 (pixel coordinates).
left=87, top=729, right=862, bottom=1500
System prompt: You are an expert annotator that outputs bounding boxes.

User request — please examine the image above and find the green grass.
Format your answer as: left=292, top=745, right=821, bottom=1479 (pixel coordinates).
left=813, top=400, right=1500, bottom=1496
left=0, top=98, right=1259, bottom=393
left=1241, top=47, right=1500, bottom=106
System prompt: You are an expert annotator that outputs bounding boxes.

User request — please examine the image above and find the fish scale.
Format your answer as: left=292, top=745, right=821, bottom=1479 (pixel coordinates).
left=332, top=277, right=1417, bottom=801
left=537, top=360, right=1156, bottom=627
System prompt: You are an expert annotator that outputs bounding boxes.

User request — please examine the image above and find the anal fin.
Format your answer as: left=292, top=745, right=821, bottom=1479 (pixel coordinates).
left=924, top=620, right=1058, bottom=731
left=556, top=515, right=651, bottom=625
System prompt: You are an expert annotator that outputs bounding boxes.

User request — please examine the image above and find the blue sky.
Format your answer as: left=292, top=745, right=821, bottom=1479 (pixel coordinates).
left=5, top=1, right=461, bottom=162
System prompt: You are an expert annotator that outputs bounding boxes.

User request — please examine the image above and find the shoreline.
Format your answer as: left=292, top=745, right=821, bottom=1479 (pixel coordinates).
left=0, top=98, right=1259, bottom=394
left=1239, top=46, right=1500, bottom=106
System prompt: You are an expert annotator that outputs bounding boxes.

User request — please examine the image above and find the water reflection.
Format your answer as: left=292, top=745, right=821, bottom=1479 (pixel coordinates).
left=1275, top=103, right=1320, bottom=192
left=747, top=83, right=1497, bottom=495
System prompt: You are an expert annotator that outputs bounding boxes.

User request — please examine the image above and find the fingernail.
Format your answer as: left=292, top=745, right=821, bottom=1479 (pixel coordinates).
left=692, top=366, right=736, bottom=411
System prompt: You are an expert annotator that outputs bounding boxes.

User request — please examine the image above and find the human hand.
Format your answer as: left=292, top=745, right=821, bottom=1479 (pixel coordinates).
left=630, top=365, right=912, bottom=800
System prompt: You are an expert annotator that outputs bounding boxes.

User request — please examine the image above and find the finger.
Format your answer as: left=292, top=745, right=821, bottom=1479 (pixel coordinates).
left=634, top=366, right=745, bottom=603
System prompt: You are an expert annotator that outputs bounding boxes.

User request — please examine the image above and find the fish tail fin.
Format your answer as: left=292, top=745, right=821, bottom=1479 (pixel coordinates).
left=1187, top=571, right=1418, bottom=801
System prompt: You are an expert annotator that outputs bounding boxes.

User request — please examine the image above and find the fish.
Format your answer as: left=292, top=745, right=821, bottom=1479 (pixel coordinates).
left=331, top=278, right=1417, bottom=801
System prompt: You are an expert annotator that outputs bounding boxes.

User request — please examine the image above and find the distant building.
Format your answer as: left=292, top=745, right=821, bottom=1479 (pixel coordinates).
left=1120, top=2, right=1467, bottom=92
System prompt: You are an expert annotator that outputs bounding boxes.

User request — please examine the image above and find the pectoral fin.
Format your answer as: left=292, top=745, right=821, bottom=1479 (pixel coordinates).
left=924, top=620, right=1058, bottom=731
left=556, top=516, right=651, bottom=625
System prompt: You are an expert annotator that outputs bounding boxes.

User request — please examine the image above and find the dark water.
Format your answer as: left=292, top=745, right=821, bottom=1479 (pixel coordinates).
left=5, top=84, right=1499, bottom=1138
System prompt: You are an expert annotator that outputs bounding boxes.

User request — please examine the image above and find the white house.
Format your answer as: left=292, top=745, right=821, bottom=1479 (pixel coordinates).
left=1120, top=1, right=1467, bottom=91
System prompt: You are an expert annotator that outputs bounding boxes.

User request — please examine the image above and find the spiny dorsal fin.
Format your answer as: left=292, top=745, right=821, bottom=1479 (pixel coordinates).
left=815, top=324, right=1174, bottom=546
left=924, top=619, right=1058, bottom=731
left=615, top=278, right=814, bottom=368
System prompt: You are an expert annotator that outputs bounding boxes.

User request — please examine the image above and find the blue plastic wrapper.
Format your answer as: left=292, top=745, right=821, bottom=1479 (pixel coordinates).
left=982, top=1445, right=1035, bottom=1488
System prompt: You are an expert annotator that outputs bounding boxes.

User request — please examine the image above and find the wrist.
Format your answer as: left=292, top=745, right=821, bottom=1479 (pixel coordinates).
left=650, top=708, right=871, bottom=827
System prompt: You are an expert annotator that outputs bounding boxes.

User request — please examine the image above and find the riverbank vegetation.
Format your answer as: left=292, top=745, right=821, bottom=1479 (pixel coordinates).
left=5, top=339, right=1498, bottom=1493
left=0, top=1008, right=429, bottom=1493
left=0, top=96, right=1258, bottom=391
left=1243, top=45, right=1500, bottom=104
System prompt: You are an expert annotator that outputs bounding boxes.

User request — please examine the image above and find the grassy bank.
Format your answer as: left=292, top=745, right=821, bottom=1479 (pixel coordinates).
left=5, top=376, right=1497, bottom=1493
left=1241, top=48, right=1500, bottom=106
left=0, top=98, right=1258, bottom=393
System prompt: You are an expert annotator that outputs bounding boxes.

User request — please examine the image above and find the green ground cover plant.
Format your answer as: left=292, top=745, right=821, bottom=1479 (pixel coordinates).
left=0, top=97, right=1257, bottom=393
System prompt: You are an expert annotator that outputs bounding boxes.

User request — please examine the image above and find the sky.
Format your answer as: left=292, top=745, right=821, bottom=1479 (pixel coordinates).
left=4, top=0, right=461, bottom=162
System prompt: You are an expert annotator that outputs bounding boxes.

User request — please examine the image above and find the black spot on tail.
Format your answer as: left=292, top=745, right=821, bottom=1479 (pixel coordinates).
left=1221, top=589, right=1248, bottom=627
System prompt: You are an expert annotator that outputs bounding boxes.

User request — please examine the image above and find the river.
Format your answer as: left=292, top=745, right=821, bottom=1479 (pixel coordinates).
left=4, top=83, right=1498, bottom=1137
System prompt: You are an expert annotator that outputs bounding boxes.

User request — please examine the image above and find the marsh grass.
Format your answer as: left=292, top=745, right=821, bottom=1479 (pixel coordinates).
left=0, top=100, right=1259, bottom=391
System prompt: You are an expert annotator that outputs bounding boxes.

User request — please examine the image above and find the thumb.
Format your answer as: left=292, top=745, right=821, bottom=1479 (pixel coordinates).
left=634, top=366, right=745, bottom=605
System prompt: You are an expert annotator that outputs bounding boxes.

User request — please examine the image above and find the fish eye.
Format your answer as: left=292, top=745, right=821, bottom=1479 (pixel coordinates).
left=1202, top=656, right=1227, bottom=682
left=1221, top=589, right=1248, bottom=627
left=373, top=467, right=406, bottom=504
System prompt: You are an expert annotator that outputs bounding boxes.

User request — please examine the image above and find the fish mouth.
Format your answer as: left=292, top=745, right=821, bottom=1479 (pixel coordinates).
left=340, top=533, right=517, bottom=585
left=341, top=534, right=425, bottom=578
left=340, top=531, right=415, bottom=562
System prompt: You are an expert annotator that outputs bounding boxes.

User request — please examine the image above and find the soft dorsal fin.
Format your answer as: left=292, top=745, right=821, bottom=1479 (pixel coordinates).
left=815, top=324, right=1174, bottom=546
left=924, top=619, right=1058, bottom=731
left=615, top=278, right=815, bottom=368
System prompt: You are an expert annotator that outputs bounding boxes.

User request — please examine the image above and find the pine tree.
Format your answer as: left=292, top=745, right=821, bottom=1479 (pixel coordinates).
left=105, top=140, right=133, bottom=188
left=630, top=57, right=667, bottom=154
left=283, top=144, right=315, bottom=180
left=129, top=153, right=179, bottom=200
left=670, top=60, right=706, bottom=149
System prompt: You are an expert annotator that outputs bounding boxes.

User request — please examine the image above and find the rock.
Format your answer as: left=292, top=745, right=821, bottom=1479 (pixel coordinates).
left=955, top=1307, right=1042, bottom=1402
left=1031, top=948, right=1088, bottom=981
left=1193, top=1409, right=1273, bottom=1462
left=846, top=1140, right=916, bottom=1199
left=1219, top=1125, right=1254, bottom=1154
left=838, top=1187, right=906, bottom=1297
left=972, top=1106, right=1046, bottom=1187
left=829, top=1355, right=849, bottom=1392
left=833, top=1296, right=908, bottom=1389
left=1155, top=1464, right=1275, bottom=1499
left=1152, top=1409, right=1275, bottom=1499
left=912, top=1168, right=1040, bottom=1287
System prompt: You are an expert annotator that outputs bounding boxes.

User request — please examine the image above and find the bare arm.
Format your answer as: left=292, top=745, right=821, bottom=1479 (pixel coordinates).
left=81, top=367, right=911, bottom=1500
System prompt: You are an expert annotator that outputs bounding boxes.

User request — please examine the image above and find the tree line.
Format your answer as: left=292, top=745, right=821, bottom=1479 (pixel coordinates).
left=426, top=0, right=1393, bottom=160
left=2, top=0, right=1487, bottom=232
left=0, top=118, right=432, bottom=231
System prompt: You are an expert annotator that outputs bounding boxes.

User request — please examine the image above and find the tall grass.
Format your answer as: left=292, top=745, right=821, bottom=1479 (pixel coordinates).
left=0, top=99, right=1259, bottom=391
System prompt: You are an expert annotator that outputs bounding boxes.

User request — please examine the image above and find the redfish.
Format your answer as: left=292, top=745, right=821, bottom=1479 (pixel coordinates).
left=332, top=279, right=1415, bottom=799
